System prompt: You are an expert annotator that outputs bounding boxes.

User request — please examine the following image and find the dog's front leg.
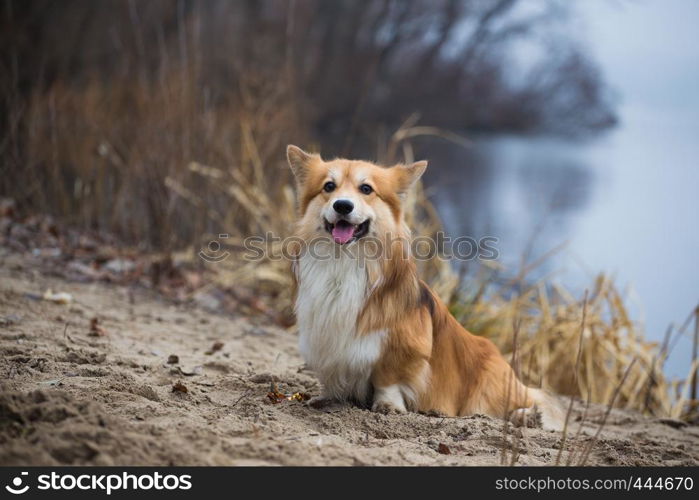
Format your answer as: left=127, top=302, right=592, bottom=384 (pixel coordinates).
left=371, top=384, right=407, bottom=414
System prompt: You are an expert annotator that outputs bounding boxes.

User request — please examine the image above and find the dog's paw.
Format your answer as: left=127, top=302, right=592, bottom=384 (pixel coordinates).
left=372, top=400, right=406, bottom=415
left=509, top=406, right=542, bottom=428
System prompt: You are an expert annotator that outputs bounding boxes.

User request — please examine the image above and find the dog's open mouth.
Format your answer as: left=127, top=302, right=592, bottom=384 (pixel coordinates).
left=324, top=218, right=370, bottom=244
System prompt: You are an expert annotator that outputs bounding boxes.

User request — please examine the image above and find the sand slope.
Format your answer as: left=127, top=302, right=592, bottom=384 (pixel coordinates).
left=1, top=251, right=697, bottom=466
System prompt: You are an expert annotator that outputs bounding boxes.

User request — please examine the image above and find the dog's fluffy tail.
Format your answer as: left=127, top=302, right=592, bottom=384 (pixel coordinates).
left=529, top=388, right=566, bottom=431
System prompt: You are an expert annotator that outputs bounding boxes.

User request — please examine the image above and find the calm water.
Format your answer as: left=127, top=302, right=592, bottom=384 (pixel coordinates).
left=423, top=113, right=698, bottom=379
left=422, top=0, right=699, bottom=379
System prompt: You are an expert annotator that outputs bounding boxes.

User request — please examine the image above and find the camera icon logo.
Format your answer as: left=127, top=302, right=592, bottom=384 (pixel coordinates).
left=198, top=234, right=231, bottom=263
left=5, top=472, right=29, bottom=494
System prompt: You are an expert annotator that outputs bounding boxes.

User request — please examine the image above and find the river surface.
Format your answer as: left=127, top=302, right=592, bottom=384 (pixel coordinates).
left=422, top=0, right=699, bottom=378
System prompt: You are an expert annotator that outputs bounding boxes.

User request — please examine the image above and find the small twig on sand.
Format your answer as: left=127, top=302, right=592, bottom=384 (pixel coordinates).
left=229, top=389, right=253, bottom=409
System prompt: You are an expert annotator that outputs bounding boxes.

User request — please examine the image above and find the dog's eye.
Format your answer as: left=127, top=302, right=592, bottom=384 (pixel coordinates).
left=323, top=181, right=336, bottom=193
left=359, top=184, right=373, bottom=195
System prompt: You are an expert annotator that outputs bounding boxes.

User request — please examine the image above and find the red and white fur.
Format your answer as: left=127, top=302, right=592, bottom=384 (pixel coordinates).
left=287, top=145, right=562, bottom=430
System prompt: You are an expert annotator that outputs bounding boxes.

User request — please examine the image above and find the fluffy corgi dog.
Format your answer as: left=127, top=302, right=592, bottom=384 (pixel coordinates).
left=286, top=145, right=562, bottom=430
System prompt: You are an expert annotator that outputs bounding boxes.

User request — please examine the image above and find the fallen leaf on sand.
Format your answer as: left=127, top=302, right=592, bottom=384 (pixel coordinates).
left=167, top=354, right=179, bottom=364
left=205, top=341, right=224, bottom=355
left=89, top=317, right=108, bottom=337
left=172, top=382, right=188, bottom=393
left=437, top=443, right=451, bottom=455
left=42, top=289, right=73, bottom=304
left=267, top=383, right=286, bottom=404
left=288, top=392, right=311, bottom=402
left=266, top=383, right=311, bottom=404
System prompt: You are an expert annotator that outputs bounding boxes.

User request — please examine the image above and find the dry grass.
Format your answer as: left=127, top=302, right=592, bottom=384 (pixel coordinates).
left=17, top=66, right=301, bottom=248
left=450, top=269, right=698, bottom=419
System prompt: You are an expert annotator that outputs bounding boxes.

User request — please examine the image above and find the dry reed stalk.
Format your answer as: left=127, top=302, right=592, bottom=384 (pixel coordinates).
left=500, top=316, right=521, bottom=466
left=577, top=358, right=637, bottom=465
left=565, top=384, right=593, bottom=466
left=555, top=290, right=588, bottom=466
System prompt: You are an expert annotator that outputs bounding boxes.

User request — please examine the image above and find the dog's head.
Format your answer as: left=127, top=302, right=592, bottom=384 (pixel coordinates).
left=286, top=145, right=427, bottom=245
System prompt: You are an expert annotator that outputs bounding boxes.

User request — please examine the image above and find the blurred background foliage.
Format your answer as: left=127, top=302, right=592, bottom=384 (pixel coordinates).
left=0, top=0, right=616, bottom=247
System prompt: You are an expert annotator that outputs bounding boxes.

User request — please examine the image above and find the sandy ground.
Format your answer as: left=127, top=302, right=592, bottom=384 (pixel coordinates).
left=1, top=250, right=698, bottom=466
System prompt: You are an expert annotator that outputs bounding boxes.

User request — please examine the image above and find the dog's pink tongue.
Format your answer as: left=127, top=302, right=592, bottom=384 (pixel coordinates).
left=332, top=222, right=355, bottom=244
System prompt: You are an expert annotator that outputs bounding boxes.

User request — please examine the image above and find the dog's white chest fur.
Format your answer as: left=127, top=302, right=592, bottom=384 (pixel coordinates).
left=295, top=250, right=384, bottom=401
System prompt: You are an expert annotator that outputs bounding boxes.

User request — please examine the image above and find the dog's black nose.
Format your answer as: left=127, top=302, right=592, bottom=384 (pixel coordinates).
left=333, top=199, right=354, bottom=215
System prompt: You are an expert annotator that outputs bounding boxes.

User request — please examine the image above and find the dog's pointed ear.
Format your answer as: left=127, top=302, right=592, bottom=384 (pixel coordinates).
left=396, top=160, right=428, bottom=195
left=286, top=145, right=316, bottom=181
